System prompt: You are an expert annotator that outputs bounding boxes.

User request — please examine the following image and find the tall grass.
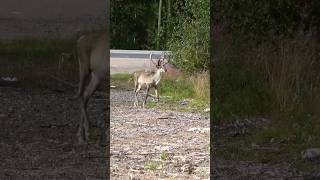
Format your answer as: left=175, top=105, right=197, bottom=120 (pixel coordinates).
left=256, top=38, right=320, bottom=116
left=161, top=71, right=210, bottom=103
left=213, top=35, right=320, bottom=122
left=189, top=71, right=210, bottom=102
left=214, top=35, right=320, bottom=171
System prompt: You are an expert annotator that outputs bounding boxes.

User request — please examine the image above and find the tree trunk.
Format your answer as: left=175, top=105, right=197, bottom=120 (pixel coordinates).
left=157, top=0, right=163, bottom=49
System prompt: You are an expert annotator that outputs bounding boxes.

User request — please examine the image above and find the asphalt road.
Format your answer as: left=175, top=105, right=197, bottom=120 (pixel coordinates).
left=110, top=58, right=153, bottom=74
left=110, top=50, right=170, bottom=74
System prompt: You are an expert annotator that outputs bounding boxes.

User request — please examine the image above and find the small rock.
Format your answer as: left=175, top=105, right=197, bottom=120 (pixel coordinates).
left=204, top=108, right=210, bottom=112
left=179, top=99, right=189, bottom=106
left=1, top=77, right=18, bottom=81
left=304, top=171, right=320, bottom=180
left=301, top=148, right=320, bottom=160
left=180, top=163, right=194, bottom=174
left=187, top=127, right=210, bottom=133
left=155, top=145, right=174, bottom=152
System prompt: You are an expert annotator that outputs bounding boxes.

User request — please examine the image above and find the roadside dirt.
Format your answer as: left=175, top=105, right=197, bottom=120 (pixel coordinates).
left=110, top=89, right=210, bottom=179
left=213, top=119, right=307, bottom=180
left=1, top=83, right=309, bottom=179
left=109, top=88, right=307, bottom=179
left=0, top=86, right=108, bottom=179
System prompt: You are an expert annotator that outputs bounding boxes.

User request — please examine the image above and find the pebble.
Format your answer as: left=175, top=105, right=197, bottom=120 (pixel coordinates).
left=301, top=148, right=320, bottom=160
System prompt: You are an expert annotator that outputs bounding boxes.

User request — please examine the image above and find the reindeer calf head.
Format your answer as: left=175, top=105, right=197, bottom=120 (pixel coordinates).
left=152, top=56, right=168, bottom=73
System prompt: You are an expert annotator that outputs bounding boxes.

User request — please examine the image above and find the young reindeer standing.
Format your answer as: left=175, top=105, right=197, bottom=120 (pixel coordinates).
left=133, top=54, right=168, bottom=108
left=74, top=31, right=108, bottom=144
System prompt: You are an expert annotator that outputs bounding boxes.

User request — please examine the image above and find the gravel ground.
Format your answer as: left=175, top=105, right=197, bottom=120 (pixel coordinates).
left=110, top=88, right=306, bottom=179
left=0, top=86, right=108, bottom=179
left=1, top=85, right=311, bottom=179
left=213, top=160, right=304, bottom=180
left=110, top=89, right=210, bottom=179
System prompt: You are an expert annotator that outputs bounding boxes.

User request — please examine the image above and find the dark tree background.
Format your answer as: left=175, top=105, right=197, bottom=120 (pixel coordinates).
left=110, top=0, right=209, bottom=74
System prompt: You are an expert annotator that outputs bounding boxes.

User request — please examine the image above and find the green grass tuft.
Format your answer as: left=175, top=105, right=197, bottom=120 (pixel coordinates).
left=144, top=161, right=162, bottom=170
left=160, top=151, right=169, bottom=161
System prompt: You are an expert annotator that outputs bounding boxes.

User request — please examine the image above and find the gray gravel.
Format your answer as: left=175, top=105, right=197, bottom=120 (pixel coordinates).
left=0, top=86, right=108, bottom=179
left=110, top=89, right=210, bottom=179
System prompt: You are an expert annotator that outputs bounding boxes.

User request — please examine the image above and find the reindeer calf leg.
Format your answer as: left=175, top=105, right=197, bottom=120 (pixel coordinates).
left=77, top=108, right=85, bottom=144
left=155, top=86, right=160, bottom=102
left=134, top=84, right=141, bottom=107
left=143, top=86, right=150, bottom=108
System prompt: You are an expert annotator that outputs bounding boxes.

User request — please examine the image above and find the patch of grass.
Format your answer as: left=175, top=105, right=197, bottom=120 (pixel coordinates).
left=111, top=72, right=210, bottom=113
left=0, top=38, right=78, bottom=88
left=111, top=73, right=132, bottom=81
left=110, top=73, right=133, bottom=90
left=144, top=161, right=162, bottom=171
left=0, top=38, right=76, bottom=58
left=216, top=112, right=320, bottom=171
left=147, top=101, right=157, bottom=108
left=189, top=71, right=210, bottom=102
left=160, top=151, right=169, bottom=161
left=157, top=72, right=209, bottom=112
left=160, top=77, right=193, bottom=101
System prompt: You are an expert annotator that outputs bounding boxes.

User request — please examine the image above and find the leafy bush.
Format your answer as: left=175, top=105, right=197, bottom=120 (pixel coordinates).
left=166, top=0, right=210, bottom=74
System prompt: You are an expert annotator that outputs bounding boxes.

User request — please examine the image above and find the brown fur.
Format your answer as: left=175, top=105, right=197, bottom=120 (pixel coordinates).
left=75, top=31, right=108, bottom=145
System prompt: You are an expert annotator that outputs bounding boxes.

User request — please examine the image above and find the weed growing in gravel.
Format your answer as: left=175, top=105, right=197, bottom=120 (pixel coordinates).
left=160, top=151, right=169, bottom=161
left=144, top=161, right=162, bottom=170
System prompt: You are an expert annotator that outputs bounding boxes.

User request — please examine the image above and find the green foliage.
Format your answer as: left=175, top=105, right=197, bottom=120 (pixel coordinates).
left=110, top=0, right=210, bottom=74
left=212, top=0, right=320, bottom=42
left=166, top=0, right=210, bottom=73
left=211, top=41, right=271, bottom=124
left=110, top=0, right=159, bottom=49
left=213, top=0, right=320, bottom=172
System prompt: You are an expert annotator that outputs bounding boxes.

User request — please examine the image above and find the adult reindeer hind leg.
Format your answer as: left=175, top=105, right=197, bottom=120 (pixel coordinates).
left=75, top=31, right=108, bottom=145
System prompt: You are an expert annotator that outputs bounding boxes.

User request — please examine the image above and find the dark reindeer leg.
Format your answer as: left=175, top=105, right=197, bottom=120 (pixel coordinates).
left=74, top=46, right=90, bottom=99
left=143, top=85, right=150, bottom=108
left=77, top=106, right=85, bottom=144
left=77, top=73, right=101, bottom=144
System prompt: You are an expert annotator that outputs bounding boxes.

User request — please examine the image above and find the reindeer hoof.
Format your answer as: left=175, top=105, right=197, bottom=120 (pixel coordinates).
left=134, top=102, right=139, bottom=107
